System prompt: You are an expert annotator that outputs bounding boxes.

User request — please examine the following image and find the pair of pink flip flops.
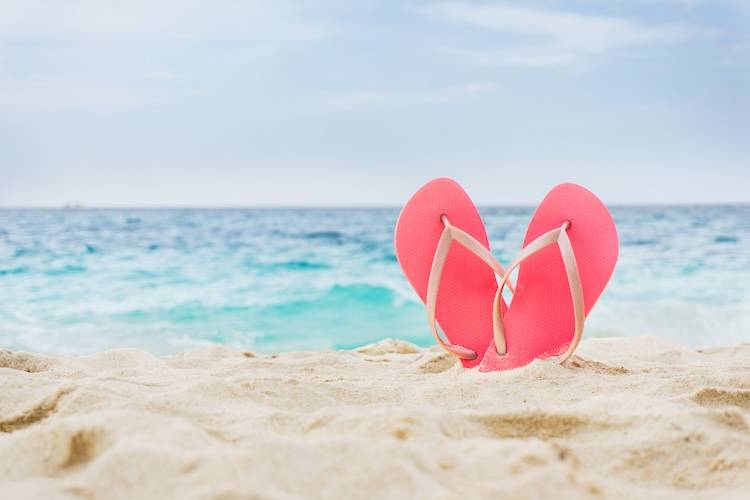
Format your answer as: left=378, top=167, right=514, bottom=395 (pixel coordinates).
left=394, top=178, right=618, bottom=372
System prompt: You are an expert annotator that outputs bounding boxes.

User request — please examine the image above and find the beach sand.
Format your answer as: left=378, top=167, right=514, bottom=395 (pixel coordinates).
left=1, top=337, right=749, bottom=499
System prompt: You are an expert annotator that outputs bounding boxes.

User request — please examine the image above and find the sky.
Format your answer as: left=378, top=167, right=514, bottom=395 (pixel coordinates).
left=1, top=0, right=748, bottom=207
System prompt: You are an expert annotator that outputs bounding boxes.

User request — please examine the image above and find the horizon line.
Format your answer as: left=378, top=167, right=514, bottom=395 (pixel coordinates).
left=1, top=202, right=749, bottom=210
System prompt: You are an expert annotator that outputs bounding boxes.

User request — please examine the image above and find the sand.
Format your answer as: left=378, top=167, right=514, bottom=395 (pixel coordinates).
left=1, top=337, right=749, bottom=499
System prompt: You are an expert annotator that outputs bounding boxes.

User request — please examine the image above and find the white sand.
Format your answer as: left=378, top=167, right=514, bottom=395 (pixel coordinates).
left=1, top=337, right=749, bottom=499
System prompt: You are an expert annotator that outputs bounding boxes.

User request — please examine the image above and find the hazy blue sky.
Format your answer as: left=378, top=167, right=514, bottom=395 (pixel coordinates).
left=1, top=0, right=748, bottom=206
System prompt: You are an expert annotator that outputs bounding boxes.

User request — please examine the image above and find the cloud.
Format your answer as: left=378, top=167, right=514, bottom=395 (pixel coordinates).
left=0, top=0, right=335, bottom=43
left=310, top=83, right=499, bottom=112
left=419, top=2, right=690, bottom=67
left=0, top=1, right=339, bottom=114
left=144, top=70, right=177, bottom=81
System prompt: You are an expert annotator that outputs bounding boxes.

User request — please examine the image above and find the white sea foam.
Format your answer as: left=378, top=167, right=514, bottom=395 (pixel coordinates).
left=587, top=300, right=750, bottom=347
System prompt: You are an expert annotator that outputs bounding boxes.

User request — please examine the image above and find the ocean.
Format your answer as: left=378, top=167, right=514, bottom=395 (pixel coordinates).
left=1, top=206, right=748, bottom=355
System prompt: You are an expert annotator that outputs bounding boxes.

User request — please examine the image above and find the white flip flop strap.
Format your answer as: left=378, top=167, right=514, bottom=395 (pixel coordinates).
left=556, top=227, right=585, bottom=363
left=491, top=222, right=585, bottom=364
left=425, top=216, right=512, bottom=360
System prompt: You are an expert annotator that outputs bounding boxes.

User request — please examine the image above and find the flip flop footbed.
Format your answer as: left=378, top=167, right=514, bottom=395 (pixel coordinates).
left=394, top=178, right=498, bottom=368
left=480, top=183, right=618, bottom=371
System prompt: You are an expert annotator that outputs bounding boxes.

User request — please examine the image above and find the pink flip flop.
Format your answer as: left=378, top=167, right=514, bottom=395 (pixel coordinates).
left=394, top=178, right=510, bottom=368
left=480, top=183, right=619, bottom=371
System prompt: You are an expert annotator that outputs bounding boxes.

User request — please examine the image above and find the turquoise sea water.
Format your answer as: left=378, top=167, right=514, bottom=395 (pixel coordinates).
left=0, top=206, right=748, bottom=355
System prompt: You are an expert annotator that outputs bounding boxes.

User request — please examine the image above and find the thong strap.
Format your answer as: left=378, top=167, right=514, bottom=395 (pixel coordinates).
left=491, top=221, right=585, bottom=363
left=425, top=215, right=512, bottom=360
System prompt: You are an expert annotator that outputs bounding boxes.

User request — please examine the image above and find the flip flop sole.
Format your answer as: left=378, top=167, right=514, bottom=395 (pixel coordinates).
left=480, top=183, right=618, bottom=371
left=394, top=178, right=498, bottom=368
